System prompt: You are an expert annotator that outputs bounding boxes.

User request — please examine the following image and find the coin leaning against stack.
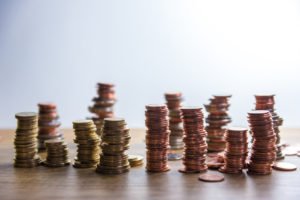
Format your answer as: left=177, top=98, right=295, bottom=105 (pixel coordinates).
left=43, top=139, right=70, bottom=167
left=96, top=118, right=131, bottom=174
left=14, top=112, right=41, bottom=168
left=73, top=120, right=100, bottom=168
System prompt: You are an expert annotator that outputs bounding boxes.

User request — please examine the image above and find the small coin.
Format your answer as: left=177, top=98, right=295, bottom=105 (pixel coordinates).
left=198, top=173, right=225, bottom=182
left=272, top=162, right=297, bottom=171
left=15, top=112, right=37, bottom=119
left=167, top=153, right=182, bottom=161
left=283, top=148, right=298, bottom=156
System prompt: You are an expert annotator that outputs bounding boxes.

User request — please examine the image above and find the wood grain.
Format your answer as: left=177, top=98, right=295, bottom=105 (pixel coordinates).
left=0, top=128, right=300, bottom=200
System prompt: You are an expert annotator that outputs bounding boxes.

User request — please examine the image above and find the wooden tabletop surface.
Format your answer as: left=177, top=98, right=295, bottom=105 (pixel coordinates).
left=0, top=128, right=300, bottom=200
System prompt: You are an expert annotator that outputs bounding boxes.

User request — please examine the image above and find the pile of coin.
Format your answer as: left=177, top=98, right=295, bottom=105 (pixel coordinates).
left=179, top=107, right=207, bottom=173
left=96, top=118, right=131, bottom=174
left=247, top=110, right=277, bottom=175
left=88, top=83, right=116, bottom=136
left=254, top=94, right=284, bottom=160
left=128, top=155, right=144, bottom=167
left=164, top=92, right=184, bottom=150
left=14, top=112, right=40, bottom=168
left=43, top=139, right=70, bottom=167
left=219, top=127, right=248, bottom=174
left=145, top=104, right=170, bottom=172
left=73, top=120, right=100, bottom=168
left=38, top=103, right=63, bottom=151
left=204, top=95, right=232, bottom=152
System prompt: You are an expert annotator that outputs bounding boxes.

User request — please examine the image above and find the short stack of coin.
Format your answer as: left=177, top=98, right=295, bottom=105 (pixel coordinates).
left=38, top=103, right=63, bottom=151
left=96, top=118, right=131, bottom=174
left=43, top=139, right=70, bottom=167
left=145, top=105, right=170, bottom=172
left=14, top=112, right=40, bottom=168
left=204, top=95, right=232, bottom=152
left=219, top=127, right=248, bottom=174
left=128, top=155, right=144, bottom=167
left=247, top=110, right=277, bottom=175
left=164, top=92, right=184, bottom=150
left=254, top=94, right=284, bottom=160
left=88, top=83, right=117, bottom=136
left=73, top=120, right=100, bottom=168
left=179, top=107, right=207, bottom=173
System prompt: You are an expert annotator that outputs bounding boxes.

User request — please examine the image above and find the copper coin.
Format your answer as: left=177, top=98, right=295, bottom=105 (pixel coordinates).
left=198, top=173, right=225, bottom=182
left=272, top=162, right=297, bottom=171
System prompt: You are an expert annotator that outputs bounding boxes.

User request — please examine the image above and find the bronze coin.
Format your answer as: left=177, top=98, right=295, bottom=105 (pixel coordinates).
left=198, top=173, right=225, bottom=182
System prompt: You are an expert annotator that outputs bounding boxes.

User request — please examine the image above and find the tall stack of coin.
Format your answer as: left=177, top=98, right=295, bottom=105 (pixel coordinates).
left=14, top=112, right=40, bottom=168
left=38, top=103, right=63, bottom=151
left=145, top=105, right=170, bottom=172
left=254, top=94, right=284, bottom=160
left=247, top=110, right=277, bottom=175
left=43, top=139, right=70, bottom=167
left=73, top=120, right=100, bottom=168
left=88, top=83, right=116, bottom=136
left=219, top=127, right=248, bottom=174
left=96, top=118, right=130, bottom=174
left=164, top=92, right=184, bottom=150
left=179, top=107, right=207, bottom=173
left=204, top=95, right=232, bottom=152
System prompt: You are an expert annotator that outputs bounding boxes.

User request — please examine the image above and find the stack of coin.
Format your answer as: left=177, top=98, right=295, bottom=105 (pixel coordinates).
left=43, top=139, right=70, bottom=167
left=145, top=104, right=170, bottom=172
left=73, top=120, right=100, bottom=168
left=164, top=92, right=184, bottom=150
left=247, top=110, right=277, bottom=175
left=219, top=127, right=248, bottom=174
left=204, top=95, right=232, bottom=152
left=96, top=118, right=131, bottom=174
left=38, top=103, right=63, bottom=151
left=128, top=155, right=144, bottom=167
left=88, top=83, right=116, bottom=136
left=14, top=112, right=40, bottom=168
left=179, top=107, right=207, bottom=173
left=254, top=94, right=284, bottom=160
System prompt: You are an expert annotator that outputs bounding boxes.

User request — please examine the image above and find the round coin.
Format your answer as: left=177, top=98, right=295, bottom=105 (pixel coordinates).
left=272, top=162, right=297, bottom=171
left=198, top=173, right=225, bottom=182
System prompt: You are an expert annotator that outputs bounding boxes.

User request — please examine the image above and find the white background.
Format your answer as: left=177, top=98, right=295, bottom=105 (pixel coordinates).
left=1, top=0, right=300, bottom=128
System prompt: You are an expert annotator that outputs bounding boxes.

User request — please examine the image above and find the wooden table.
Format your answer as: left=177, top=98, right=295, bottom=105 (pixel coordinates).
left=0, top=128, right=300, bottom=200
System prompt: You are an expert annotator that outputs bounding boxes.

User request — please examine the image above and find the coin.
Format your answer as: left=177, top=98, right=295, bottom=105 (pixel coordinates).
left=96, top=117, right=131, bottom=174
left=164, top=92, right=184, bottom=159
left=253, top=95, right=284, bottom=160
left=73, top=120, right=100, bottom=168
left=272, top=162, right=297, bottom=171
left=14, top=112, right=40, bottom=168
left=179, top=107, right=207, bottom=174
left=198, top=173, right=225, bottom=182
left=88, top=83, right=117, bottom=136
left=204, top=95, right=231, bottom=152
left=145, top=104, right=170, bottom=173
left=247, top=111, right=276, bottom=175
left=15, top=112, right=38, bottom=119
left=37, top=103, right=63, bottom=151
